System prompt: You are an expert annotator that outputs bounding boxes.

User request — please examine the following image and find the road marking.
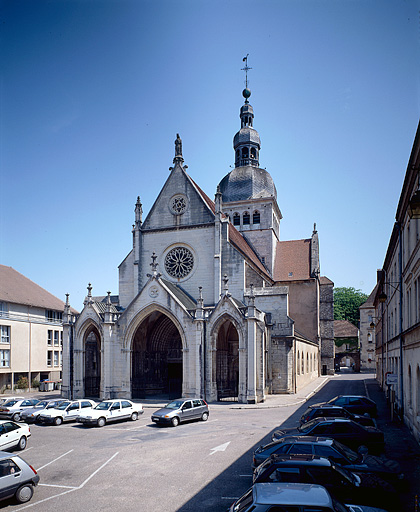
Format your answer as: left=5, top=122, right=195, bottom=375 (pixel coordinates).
left=39, top=483, right=77, bottom=489
left=209, top=441, right=230, bottom=455
left=16, top=452, right=119, bottom=510
left=37, top=449, right=74, bottom=470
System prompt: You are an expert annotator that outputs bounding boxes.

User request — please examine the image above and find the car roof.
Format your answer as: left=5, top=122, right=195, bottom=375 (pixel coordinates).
left=273, top=436, right=334, bottom=445
left=268, top=454, right=332, bottom=467
left=0, top=419, right=22, bottom=425
left=254, top=482, right=333, bottom=506
left=310, top=404, right=344, bottom=410
left=0, top=450, right=24, bottom=461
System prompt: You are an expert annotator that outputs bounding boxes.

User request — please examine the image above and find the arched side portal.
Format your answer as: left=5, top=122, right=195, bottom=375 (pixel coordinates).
left=215, top=320, right=239, bottom=401
left=132, top=311, right=182, bottom=399
left=84, top=327, right=101, bottom=398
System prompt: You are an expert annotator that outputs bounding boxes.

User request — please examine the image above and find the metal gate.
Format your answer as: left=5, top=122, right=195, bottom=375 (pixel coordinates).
left=84, top=376, right=100, bottom=398
left=132, top=349, right=182, bottom=399
left=216, top=349, right=239, bottom=401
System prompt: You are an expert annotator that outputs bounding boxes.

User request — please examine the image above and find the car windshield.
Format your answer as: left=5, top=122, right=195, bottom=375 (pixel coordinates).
left=95, top=402, right=112, bottom=410
left=332, top=440, right=359, bottom=462
left=332, top=462, right=356, bottom=484
left=298, top=418, right=320, bottom=432
left=2, top=400, right=18, bottom=407
left=55, top=401, right=71, bottom=410
left=165, top=401, right=184, bottom=410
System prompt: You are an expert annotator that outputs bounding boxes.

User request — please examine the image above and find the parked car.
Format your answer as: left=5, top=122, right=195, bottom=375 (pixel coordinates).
left=252, top=454, right=398, bottom=510
left=0, top=397, right=24, bottom=406
left=227, top=482, right=390, bottom=512
left=300, top=404, right=377, bottom=427
left=19, top=399, right=67, bottom=423
left=0, top=399, right=40, bottom=422
left=151, top=398, right=209, bottom=427
left=326, top=395, right=378, bottom=417
left=77, top=399, right=144, bottom=427
left=0, top=421, right=31, bottom=451
left=37, top=399, right=97, bottom=425
left=0, top=451, right=39, bottom=503
left=252, top=436, right=404, bottom=487
left=272, top=417, right=384, bottom=454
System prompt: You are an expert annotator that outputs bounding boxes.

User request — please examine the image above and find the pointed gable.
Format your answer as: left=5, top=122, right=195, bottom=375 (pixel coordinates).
left=141, top=163, right=215, bottom=231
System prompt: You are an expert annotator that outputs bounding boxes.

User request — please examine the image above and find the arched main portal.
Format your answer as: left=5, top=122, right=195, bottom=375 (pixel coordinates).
left=216, top=320, right=239, bottom=401
left=132, top=311, right=182, bottom=399
left=84, top=327, right=101, bottom=398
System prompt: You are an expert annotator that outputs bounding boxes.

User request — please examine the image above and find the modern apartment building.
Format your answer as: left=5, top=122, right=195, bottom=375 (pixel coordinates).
left=0, top=265, right=71, bottom=391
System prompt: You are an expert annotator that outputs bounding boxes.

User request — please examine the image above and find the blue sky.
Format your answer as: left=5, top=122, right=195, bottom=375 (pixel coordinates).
left=1, top=0, right=419, bottom=310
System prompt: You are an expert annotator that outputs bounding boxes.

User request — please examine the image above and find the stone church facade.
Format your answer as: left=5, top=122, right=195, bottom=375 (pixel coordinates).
left=62, top=87, right=334, bottom=404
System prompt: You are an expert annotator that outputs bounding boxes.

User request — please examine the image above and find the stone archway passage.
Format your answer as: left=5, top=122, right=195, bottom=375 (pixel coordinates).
left=216, top=320, right=239, bottom=401
left=132, top=312, right=182, bottom=399
left=84, top=328, right=101, bottom=398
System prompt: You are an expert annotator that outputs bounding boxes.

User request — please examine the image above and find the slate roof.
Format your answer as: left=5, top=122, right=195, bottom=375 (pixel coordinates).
left=161, top=278, right=197, bottom=310
left=227, top=224, right=271, bottom=279
left=0, top=265, right=75, bottom=312
left=273, top=239, right=311, bottom=281
left=334, top=319, right=359, bottom=338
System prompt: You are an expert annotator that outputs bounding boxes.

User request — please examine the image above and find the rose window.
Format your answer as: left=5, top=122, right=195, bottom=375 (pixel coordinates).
left=164, top=247, right=194, bottom=278
left=170, top=195, right=187, bottom=215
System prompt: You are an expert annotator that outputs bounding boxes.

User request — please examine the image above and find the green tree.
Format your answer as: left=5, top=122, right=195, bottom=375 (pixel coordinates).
left=334, top=287, right=368, bottom=327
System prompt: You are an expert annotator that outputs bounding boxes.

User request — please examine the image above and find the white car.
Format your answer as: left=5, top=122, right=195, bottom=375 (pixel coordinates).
left=0, top=397, right=24, bottom=406
left=0, top=421, right=31, bottom=451
left=37, top=399, right=97, bottom=425
left=0, top=399, right=40, bottom=422
left=77, top=399, right=143, bottom=427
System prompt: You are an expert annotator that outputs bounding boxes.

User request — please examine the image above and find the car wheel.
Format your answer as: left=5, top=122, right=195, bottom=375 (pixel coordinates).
left=54, top=417, right=63, bottom=426
left=201, top=412, right=209, bottom=421
left=131, top=412, right=138, bottom=421
left=12, top=413, right=20, bottom=422
left=171, top=417, right=179, bottom=427
left=15, top=484, right=34, bottom=504
left=17, top=436, right=27, bottom=450
left=97, top=417, right=106, bottom=427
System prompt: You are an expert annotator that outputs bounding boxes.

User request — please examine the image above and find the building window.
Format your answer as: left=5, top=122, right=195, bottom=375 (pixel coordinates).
left=47, top=351, right=52, bottom=367
left=0, top=303, right=8, bottom=318
left=46, top=310, right=63, bottom=323
left=233, top=213, right=240, bottom=226
left=47, top=330, right=53, bottom=346
left=253, top=211, right=260, bottom=224
left=0, top=326, right=10, bottom=344
left=164, top=246, right=194, bottom=279
left=54, top=331, right=59, bottom=346
left=243, top=211, right=250, bottom=225
left=53, top=351, right=59, bottom=366
left=60, top=331, right=63, bottom=346
left=367, top=333, right=372, bottom=344
left=0, top=349, right=10, bottom=367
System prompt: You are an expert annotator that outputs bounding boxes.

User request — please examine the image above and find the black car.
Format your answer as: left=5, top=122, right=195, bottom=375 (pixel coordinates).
left=300, top=404, right=377, bottom=427
left=252, top=453, right=399, bottom=511
left=252, top=436, right=404, bottom=487
left=326, top=395, right=377, bottom=417
left=272, top=417, right=384, bottom=454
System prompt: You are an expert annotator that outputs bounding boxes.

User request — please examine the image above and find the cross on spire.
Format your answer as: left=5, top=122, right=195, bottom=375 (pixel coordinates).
left=241, top=54, right=252, bottom=89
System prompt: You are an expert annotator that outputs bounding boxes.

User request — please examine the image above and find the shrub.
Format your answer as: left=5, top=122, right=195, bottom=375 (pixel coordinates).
left=15, top=376, right=29, bottom=389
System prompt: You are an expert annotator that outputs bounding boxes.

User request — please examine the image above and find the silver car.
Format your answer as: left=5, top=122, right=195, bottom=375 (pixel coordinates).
left=151, top=398, right=209, bottom=427
left=0, top=451, right=39, bottom=504
left=19, top=399, right=66, bottom=423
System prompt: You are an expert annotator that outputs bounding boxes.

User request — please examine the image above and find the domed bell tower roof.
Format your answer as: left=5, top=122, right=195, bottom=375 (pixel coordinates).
left=218, top=59, right=276, bottom=203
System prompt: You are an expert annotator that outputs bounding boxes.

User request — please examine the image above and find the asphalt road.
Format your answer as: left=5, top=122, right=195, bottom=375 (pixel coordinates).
left=2, top=373, right=419, bottom=511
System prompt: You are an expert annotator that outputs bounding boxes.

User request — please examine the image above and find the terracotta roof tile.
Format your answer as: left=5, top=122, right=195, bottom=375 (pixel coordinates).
left=274, top=239, right=311, bottom=281
left=0, top=265, right=68, bottom=311
left=334, top=319, right=359, bottom=337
